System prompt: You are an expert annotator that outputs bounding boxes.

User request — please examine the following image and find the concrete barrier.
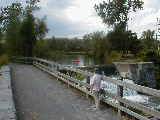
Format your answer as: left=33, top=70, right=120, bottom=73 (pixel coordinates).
left=0, top=66, right=16, bottom=120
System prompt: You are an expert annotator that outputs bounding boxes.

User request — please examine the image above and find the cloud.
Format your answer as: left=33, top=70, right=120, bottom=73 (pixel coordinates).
left=128, top=0, right=160, bottom=36
left=36, top=0, right=106, bottom=38
left=37, top=0, right=160, bottom=38
left=1, top=0, right=160, bottom=38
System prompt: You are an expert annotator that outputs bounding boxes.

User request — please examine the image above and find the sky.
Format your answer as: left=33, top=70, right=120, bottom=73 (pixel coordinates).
left=1, top=0, right=160, bottom=38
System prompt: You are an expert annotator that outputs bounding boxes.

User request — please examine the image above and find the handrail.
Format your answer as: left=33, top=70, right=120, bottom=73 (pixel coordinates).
left=62, top=65, right=160, bottom=98
left=12, top=57, right=160, bottom=120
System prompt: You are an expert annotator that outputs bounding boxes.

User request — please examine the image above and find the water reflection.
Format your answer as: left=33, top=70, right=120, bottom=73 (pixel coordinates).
left=57, top=54, right=94, bottom=67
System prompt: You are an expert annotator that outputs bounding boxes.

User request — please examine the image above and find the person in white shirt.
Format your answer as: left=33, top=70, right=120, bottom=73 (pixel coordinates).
left=90, top=69, right=102, bottom=110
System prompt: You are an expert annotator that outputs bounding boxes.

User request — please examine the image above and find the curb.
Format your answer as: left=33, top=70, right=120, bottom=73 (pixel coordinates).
left=0, top=66, right=16, bottom=120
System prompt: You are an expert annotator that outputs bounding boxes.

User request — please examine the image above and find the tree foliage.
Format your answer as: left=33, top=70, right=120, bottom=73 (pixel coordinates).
left=94, top=0, right=144, bottom=62
left=0, top=0, right=47, bottom=57
left=107, top=28, right=142, bottom=55
left=0, top=3, right=22, bottom=31
left=95, top=0, right=143, bottom=29
left=35, top=18, right=48, bottom=40
left=0, top=29, right=3, bottom=55
left=83, top=31, right=110, bottom=63
left=0, top=3, right=22, bottom=56
left=20, top=13, right=36, bottom=57
left=141, top=30, right=156, bottom=50
left=34, top=39, right=50, bottom=57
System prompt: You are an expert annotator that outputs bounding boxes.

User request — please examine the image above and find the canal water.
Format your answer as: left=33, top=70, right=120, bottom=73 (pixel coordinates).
left=55, top=54, right=94, bottom=67
left=57, top=54, right=160, bottom=111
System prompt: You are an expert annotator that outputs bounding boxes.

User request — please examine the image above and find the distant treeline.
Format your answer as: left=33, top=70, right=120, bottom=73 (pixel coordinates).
left=34, top=30, right=160, bottom=64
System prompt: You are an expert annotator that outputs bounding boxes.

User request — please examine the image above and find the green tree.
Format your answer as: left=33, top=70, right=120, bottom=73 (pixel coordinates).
left=83, top=33, right=95, bottom=51
left=95, top=0, right=143, bottom=58
left=0, top=3, right=23, bottom=56
left=0, top=3, right=22, bottom=30
left=107, top=27, right=140, bottom=56
left=0, top=0, right=47, bottom=57
left=19, top=0, right=41, bottom=57
left=129, top=35, right=142, bottom=55
left=83, top=31, right=110, bottom=64
left=95, top=0, right=143, bottom=29
left=35, top=17, right=48, bottom=40
left=141, top=30, right=156, bottom=51
left=26, top=0, right=40, bottom=11
left=0, top=29, right=3, bottom=55
left=20, top=13, right=36, bottom=57
left=34, top=39, right=49, bottom=57
left=139, top=30, right=160, bottom=63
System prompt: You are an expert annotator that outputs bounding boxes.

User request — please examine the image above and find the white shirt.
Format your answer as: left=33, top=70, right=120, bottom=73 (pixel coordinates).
left=90, top=73, right=102, bottom=91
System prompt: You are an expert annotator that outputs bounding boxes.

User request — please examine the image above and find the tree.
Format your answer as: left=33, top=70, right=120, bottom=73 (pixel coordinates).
left=0, top=3, right=23, bottom=56
left=19, top=0, right=41, bottom=57
left=83, top=33, right=95, bottom=51
left=0, top=29, right=3, bottom=55
left=0, top=3, right=22, bottom=31
left=129, top=33, right=142, bottom=55
left=141, top=30, right=156, bottom=51
left=0, top=28, right=2, bottom=41
left=25, top=0, right=40, bottom=12
left=107, top=27, right=141, bottom=56
left=95, top=0, right=143, bottom=30
left=95, top=0, right=144, bottom=58
left=20, top=13, right=36, bottom=57
left=83, top=31, right=110, bottom=64
left=34, top=39, right=50, bottom=57
left=0, top=0, right=47, bottom=57
left=35, top=17, right=48, bottom=40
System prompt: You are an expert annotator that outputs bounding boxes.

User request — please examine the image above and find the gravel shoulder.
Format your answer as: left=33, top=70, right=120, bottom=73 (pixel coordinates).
left=11, top=64, right=118, bottom=120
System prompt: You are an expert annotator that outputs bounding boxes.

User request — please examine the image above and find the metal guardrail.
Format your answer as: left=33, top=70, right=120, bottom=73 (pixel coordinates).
left=12, top=57, right=160, bottom=120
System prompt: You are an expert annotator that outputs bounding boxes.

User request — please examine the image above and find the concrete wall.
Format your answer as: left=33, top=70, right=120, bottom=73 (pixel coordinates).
left=114, top=62, right=156, bottom=88
left=0, top=66, right=16, bottom=120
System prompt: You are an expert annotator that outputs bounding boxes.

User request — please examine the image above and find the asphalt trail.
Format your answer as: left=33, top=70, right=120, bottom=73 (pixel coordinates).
left=11, top=64, right=118, bottom=120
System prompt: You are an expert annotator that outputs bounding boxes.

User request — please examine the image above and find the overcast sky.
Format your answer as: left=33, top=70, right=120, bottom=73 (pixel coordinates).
left=1, top=0, right=160, bottom=38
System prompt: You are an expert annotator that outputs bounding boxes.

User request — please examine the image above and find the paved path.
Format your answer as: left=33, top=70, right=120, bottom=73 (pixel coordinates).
left=11, top=64, right=118, bottom=120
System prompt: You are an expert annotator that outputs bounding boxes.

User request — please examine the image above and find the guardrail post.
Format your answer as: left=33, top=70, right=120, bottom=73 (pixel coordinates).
left=51, top=63, right=54, bottom=72
left=56, top=72, right=59, bottom=81
left=117, top=77, right=123, bottom=120
left=57, top=65, right=59, bottom=71
left=66, top=72, right=70, bottom=88
left=86, top=75, right=90, bottom=99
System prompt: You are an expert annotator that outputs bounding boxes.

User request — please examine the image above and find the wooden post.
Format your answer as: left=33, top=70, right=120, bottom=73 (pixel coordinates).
left=117, top=77, right=123, bottom=120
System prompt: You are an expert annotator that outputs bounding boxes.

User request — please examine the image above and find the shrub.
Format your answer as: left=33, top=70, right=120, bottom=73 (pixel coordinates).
left=106, top=51, right=122, bottom=64
left=0, top=54, right=9, bottom=67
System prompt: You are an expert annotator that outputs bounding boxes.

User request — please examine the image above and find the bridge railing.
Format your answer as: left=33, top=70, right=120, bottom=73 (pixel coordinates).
left=11, top=56, right=34, bottom=64
left=12, top=57, right=160, bottom=120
